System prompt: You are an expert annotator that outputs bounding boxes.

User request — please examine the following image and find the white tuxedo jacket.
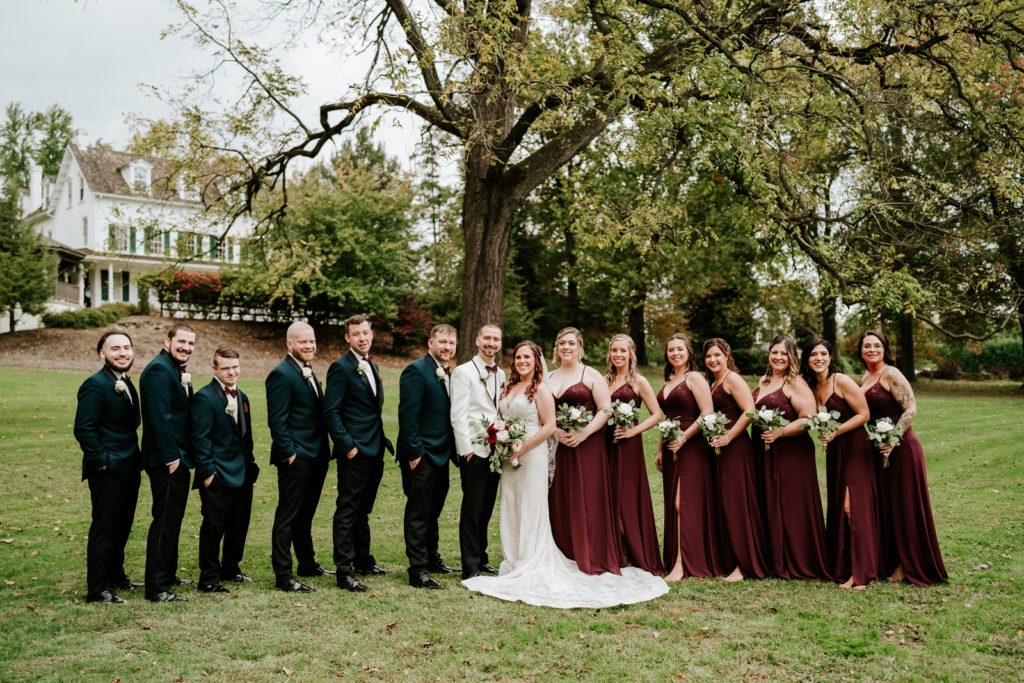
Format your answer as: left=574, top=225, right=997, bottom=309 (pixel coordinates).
left=450, top=355, right=507, bottom=459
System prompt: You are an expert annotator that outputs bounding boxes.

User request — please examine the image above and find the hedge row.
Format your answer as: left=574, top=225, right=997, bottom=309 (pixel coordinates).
left=42, top=304, right=139, bottom=330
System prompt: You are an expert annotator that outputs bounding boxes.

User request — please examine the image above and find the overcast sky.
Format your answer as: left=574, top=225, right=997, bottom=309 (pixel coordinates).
left=1, top=0, right=424, bottom=165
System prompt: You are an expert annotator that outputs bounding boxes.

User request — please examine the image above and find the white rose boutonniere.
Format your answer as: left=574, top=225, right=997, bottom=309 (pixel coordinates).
left=302, top=366, right=313, bottom=380
left=114, top=379, right=128, bottom=395
left=180, top=372, right=192, bottom=388
left=435, top=367, right=446, bottom=381
left=225, top=402, right=237, bottom=417
left=357, top=360, right=372, bottom=376
left=479, top=370, right=489, bottom=382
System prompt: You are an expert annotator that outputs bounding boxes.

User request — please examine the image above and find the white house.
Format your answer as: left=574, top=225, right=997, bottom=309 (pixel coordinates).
left=6, top=143, right=250, bottom=332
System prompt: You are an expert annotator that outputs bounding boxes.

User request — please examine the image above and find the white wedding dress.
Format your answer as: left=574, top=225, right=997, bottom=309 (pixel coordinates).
left=462, top=393, right=669, bottom=608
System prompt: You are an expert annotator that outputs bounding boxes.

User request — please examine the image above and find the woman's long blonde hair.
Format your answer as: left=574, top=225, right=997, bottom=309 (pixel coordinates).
left=760, top=335, right=802, bottom=386
left=552, top=326, right=584, bottom=366
left=605, top=334, right=638, bottom=387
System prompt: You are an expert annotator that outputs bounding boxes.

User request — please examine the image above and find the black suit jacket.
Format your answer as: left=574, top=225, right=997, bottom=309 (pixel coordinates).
left=324, top=350, right=393, bottom=458
left=73, top=366, right=142, bottom=480
left=140, top=349, right=192, bottom=470
left=191, top=381, right=257, bottom=489
left=397, top=355, right=456, bottom=467
left=265, top=355, right=330, bottom=465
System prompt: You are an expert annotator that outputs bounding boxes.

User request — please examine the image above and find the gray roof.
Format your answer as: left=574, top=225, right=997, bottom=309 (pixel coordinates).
left=71, top=144, right=199, bottom=203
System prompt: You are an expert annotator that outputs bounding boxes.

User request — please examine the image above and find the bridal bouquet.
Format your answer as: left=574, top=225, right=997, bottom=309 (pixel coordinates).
left=807, top=406, right=843, bottom=438
left=745, top=407, right=790, bottom=451
left=697, top=412, right=729, bottom=455
left=472, top=415, right=527, bottom=473
left=556, top=403, right=593, bottom=432
left=607, top=399, right=638, bottom=442
left=865, top=417, right=903, bottom=468
left=657, top=418, right=682, bottom=444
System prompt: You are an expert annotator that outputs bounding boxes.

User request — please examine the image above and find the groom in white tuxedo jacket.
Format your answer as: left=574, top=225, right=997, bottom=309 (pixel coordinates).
left=450, top=323, right=506, bottom=579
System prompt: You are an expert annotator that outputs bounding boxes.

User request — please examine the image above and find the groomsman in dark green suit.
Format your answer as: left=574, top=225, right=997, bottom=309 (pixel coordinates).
left=397, top=324, right=459, bottom=589
left=141, top=323, right=196, bottom=603
left=74, top=329, right=143, bottom=604
left=324, top=314, right=394, bottom=592
left=191, top=347, right=258, bottom=594
left=266, top=322, right=332, bottom=593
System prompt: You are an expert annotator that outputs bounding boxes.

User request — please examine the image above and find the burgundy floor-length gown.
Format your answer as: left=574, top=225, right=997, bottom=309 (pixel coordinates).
left=608, top=384, right=663, bottom=574
left=752, top=386, right=830, bottom=580
left=864, top=381, right=947, bottom=587
left=824, top=391, right=882, bottom=586
left=549, top=373, right=622, bottom=575
left=712, top=381, right=770, bottom=579
left=657, top=377, right=725, bottom=577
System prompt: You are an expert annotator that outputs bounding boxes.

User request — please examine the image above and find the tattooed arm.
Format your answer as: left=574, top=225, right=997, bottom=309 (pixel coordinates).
left=886, top=367, right=917, bottom=434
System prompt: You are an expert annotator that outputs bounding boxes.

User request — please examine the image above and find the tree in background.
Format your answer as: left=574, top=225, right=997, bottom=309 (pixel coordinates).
left=0, top=181, right=55, bottom=332
left=0, top=103, right=74, bottom=186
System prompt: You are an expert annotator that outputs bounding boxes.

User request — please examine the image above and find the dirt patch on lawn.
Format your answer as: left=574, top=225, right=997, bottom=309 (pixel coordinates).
left=0, top=315, right=411, bottom=378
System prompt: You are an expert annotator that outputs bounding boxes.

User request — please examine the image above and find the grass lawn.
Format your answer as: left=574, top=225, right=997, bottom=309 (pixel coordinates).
left=0, top=367, right=1021, bottom=681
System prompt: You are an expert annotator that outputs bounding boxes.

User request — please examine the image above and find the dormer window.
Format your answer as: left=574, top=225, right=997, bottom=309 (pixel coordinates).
left=177, top=176, right=200, bottom=201
left=128, top=161, right=152, bottom=192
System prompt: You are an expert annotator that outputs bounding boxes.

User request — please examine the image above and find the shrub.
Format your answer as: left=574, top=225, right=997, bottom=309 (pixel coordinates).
left=42, top=303, right=138, bottom=329
left=935, top=337, right=1024, bottom=379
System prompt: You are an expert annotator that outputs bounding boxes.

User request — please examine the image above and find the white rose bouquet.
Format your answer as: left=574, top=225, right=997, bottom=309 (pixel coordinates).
left=807, top=406, right=842, bottom=439
left=745, top=407, right=790, bottom=451
left=865, top=417, right=903, bottom=468
left=472, top=415, right=527, bottom=473
left=657, top=418, right=682, bottom=444
left=697, top=412, right=729, bottom=455
left=556, top=404, right=593, bottom=432
left=607, top=399, right=638, bottom=442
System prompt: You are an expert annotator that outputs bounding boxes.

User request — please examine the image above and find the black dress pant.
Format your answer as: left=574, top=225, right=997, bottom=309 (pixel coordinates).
left=271, top=456, right=330, bottom=582
left=459, top=454, right=499, bottom=576
left=197, top=479, right=253, bottom=585
left=86, top=468, right=141, bottom=596
left=332, top=454, right=385, bottom=575
left=401, top=456, right=450, bottom=575
left=144, top=464, right=190, bottom=596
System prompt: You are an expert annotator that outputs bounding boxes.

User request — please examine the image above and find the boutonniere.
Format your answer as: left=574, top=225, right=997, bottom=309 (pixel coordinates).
left=225, top=402, right=237, bottom=417
left=114, top=379, right=128, bottom=395
left=357, top=360, right=371, bottom=376
left=478, top=370, right=490, bottom=382
left=180, top=372, right=192, bottom=388
left=435, top=367, right=446, bottom=382
left=302, top=366, right=312, bottom=380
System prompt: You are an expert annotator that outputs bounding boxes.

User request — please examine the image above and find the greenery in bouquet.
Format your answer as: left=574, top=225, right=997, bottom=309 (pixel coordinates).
left=865, top=417, right=903, bottom=469
left=607, top=399, right=638, bottom=442
left=472, top=415, right=527, bottom=473
left=697, top=411, right=729, bottom=455
left=556, top=403, right=593, bottom=432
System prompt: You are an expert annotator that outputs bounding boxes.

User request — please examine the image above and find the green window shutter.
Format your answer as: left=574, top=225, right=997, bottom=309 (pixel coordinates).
left=100, top=270, right=109, bottom=301
left=107, top=225, right=115, bottom=251
left=129, top=227, right=137, bottom=253
left=228, top=239, right=234, bottom=261
left=209, top=235, right=217, bottom=258
left=122, top=271, right=130, bottom=302
left=164, top=231, right=171, bottom=255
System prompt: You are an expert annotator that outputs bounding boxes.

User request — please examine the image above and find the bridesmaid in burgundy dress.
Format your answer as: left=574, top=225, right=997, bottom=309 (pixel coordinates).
left=547, top=327, right=621, bottom=575
left=752, top=335, right=830, bottom=580
left=859, top=331, right=947, bottom=587
left=605, top=334, right=663, bottom=575
left=656, top=334, right=724, bottom=581
left=800, top=339, right=880, bottom=589
left=703, top=338, right=770, bottom=582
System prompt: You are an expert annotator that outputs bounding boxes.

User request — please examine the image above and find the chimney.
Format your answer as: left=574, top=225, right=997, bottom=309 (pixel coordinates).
left=29, top=164, right=43, bottom=212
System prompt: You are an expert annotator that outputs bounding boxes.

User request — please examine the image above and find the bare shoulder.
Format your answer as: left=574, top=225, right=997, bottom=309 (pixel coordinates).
left=635, top=374, right=654, bottom=394
left=687, top=371, right=711, bottom=390
left=583, top=365, right=605, bottom=383
left=834, top=373, right=860, bottom=395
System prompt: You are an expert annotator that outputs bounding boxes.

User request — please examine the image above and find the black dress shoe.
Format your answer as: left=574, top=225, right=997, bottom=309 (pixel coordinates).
left=275, top=578, right=313, bottom=593
left=297, top=565, right=335, bottom=577
left=113, top=578, right=142, bottom=591
left=462, top=571, right=482, bottom=580
left=409, top=572, right=444, bottom=589
left=337, top=575, right=369, bottom=592
left=480, top=563, right=498, bottom=574
left=86, top=590, right=124, bottom=604
left=222, top=572, right=256, bottom=583
left=197, top=583, right=230, bottom=594
left=427, top=560, right=457, bottom=574
left=355, top=564, right=388, bottom=576
left=172, top=576, right=193, bottom=586
left=146, top=591, right=187, bottom=603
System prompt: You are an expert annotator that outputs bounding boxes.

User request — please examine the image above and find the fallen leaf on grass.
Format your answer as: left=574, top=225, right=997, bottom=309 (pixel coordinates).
left=2, top=538, right=13, bottom=544
left=30, top=551, right=38, bottom=557
left=282, top=668, right=294, bottom=677
left=384, top=621, right=398, bottom=633
left=4, top=579, right=15, bottom=586
left=26, top=604, right=36, bottom=612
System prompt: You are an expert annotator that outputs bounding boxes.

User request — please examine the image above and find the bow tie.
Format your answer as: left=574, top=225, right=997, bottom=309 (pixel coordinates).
left=178, top=365, right=187, bottom=374
left=363, top=354, right=373, bottom=363
left=224, top=387, right=238, bottom=398
left=444, top=366, right=452, bottom=376
left=485, top=365, right=498, bottom=374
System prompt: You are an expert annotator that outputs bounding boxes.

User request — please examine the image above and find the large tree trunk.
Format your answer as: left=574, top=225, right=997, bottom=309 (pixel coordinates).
left=457, top=160, right=519, bottom=362
left=820, top=292, right=837, bottom=351
left=628, top=296, right=648, bottom=366
left=897, top=314, right=916, bottom=383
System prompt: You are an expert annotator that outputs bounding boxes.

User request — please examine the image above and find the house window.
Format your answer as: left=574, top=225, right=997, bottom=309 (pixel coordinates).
left=107, top=224, right=128, bottom=252
left=227, top=238, right=235, bottom=262
left=82, top=217, right=88, bottom=244
left=79, top=177, right=84, bottom=202
left=100, top=269, right=109, bottom=302
left=144, top=227, right=163, bottom=255
left=121, top=271, right=130, bottom=302
left=215, top=236, right=226, bottom=260
left=131, top=163, right=151, bottom=192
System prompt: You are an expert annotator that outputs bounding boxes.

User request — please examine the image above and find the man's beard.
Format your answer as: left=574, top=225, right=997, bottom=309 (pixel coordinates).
left=105, top=359, right=134, bottom=373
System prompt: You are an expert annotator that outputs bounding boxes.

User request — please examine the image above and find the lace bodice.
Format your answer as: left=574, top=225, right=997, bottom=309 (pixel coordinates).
left=499, top=392, right=541, bottom=432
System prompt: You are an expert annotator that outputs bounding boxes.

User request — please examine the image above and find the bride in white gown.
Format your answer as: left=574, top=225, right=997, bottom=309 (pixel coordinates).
left=462, top=341, right=668, bottom=608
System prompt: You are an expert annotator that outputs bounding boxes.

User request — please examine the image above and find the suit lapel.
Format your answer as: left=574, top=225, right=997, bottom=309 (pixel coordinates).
left=424, top=354, right=450, bottom=404
left=348, top=351, right=376, bottom=401
left=287, top=354, right=320, bottom=399
left=212, top=380, right=242, bottom=437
